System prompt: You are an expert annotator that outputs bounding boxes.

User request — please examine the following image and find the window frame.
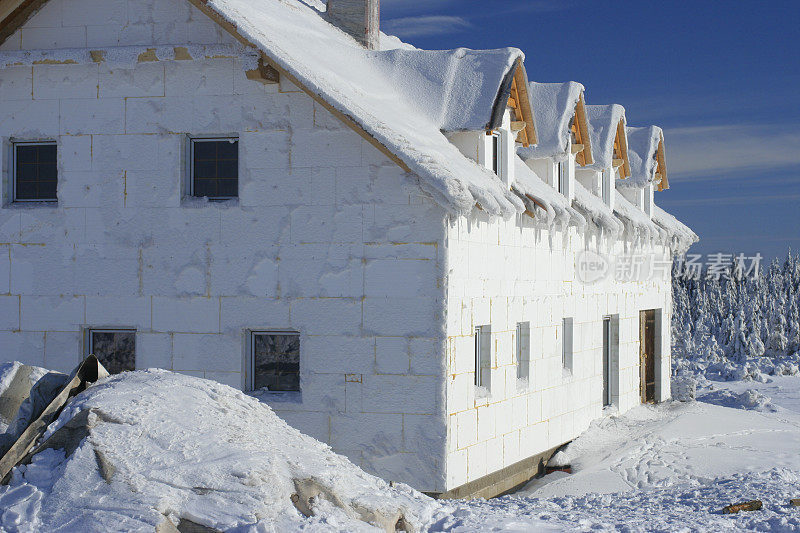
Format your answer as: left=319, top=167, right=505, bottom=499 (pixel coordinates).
left=247, top=330, right=301, bottom=393
left=562, top=317, right=574, bottom=374
left=85, top=327, right=137, bottom=374
left=474, top=325, right=491, bottom=389
left=491, top=131, right=501, bottom=177
left=188, top=136, right=240, bottom=200
left=516, top=321, right=531, bottom=382
left=11, top=140, right=58, bottom=204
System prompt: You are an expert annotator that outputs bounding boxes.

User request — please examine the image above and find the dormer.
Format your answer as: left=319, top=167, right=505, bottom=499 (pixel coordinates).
left=583, top=104, right=631, bottom=211
left=622, top=126, right=669, bottom=219
left=443, top=56, right=537, bottom=189
left=517, top=81, right=591, bottom=203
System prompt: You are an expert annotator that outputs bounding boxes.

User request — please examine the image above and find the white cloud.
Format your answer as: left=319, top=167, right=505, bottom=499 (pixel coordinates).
left=383, top=15, right=472, bottom=38
left=664, top=124, right=800, bottom=181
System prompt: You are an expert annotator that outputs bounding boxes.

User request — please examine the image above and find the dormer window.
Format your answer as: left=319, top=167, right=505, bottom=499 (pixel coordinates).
left=491, top=132, right=501, bottom=176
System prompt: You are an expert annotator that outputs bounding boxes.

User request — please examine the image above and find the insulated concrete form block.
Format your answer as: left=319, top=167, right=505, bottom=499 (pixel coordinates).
left=303, top=335, right=375, bottom=374
left=0, top=100, right=60, bottom=137
left=172, top=332, right=240, bottom=372
left=21, top=26, right=87, bottom=49
left=99, top=63, right=166, bottom=98
left=0, top=331, right=45, bottom=367
left=330, top=413, right=403, bottom=450
left=0, top=67, right=33, bottom=101
left=364, top=259, right=438, bottom=298
left=20, top=296, right=84, bottom=331
left=0, top=295, right=20, bottom=330
left=291, top=129, right=363, bottom=168
left=43, top=331, right=81, bottom=373
left=135, top=332, right=173, bottom=369
left=33, top=64, right=98, bottom=100
left=151, top=297, right=220, bottom=334
left=85, top=297, right=151, bottom=330
left=375, top=337, right=409, bottom=375
left=165, top=59, right=234, bottom=97
left=362, top=374, right=438, bottom=415
left=289, top=298, right=362, bottom=336
left=219, top=297, right=290, bottom=333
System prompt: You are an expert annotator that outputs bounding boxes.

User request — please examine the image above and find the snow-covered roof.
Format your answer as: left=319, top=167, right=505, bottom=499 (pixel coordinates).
left=373, top=47, right=523, bottom=133
left=613, top=190, right=663, bottom=242
left=585, top=104, right=631, bottom=177
left=0, top=0, right=538, bottom=218
left=653, top=205, right=698, bottom=254
left=512, top=157, right=585, bottom=229
left=573, top=181, right=623, bottom=237
left=624, top=126, right=669, bottom=191
left=518, top=82, right=593, bottom=165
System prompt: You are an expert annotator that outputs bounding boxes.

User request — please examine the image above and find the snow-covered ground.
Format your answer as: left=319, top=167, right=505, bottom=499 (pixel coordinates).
left=1, top=364, right=799, bottom=532
left=443, top=376, right=800, bottom=532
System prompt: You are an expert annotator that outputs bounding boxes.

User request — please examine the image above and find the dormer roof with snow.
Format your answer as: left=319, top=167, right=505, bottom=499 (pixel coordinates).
left=518, top=81, right=593, bottom=166
left=625, top=126, right=669, bottom=191
left=585, top=104, right=631, bottom=178
left=0, top=0, right=538, bottom=218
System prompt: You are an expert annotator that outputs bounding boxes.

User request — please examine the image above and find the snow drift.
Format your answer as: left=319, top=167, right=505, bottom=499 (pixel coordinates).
left=0, top=369, right=437, bottom=532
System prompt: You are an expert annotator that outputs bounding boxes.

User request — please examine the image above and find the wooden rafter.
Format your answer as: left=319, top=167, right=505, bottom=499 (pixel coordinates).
left=572, top=92, right=593, bottom=166
left=0, top=0, right=49, bottom=45
left=655, top=136, right=669, bottom=191
left=506, top=60, right=537, bottom=147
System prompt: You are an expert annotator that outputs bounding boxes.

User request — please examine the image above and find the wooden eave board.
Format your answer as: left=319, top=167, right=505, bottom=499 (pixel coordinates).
left=574, top=93, right=593, bottom=166
left=0, top=0, right=48, bottom=44
left=656, top=136, right=669, bottom=190
left=511, top=60, right=537, bottom=146
left=615, top=118, right=631, bottom=178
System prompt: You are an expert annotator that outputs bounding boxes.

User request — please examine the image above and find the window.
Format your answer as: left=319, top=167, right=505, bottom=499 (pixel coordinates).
left=87, top=329, right=136, bottom=375
left=474, top=325, right=491, bottom=389
left=602, top=317, right=612, bottom=406
left=643, top=184, right=653, bottom=216
left=562, top=317, right=573, bottom=373
left=516, top=322, right=530, bottom=381
left=556, top=162, right=564, bottom=193
left=249, top=331, right=300, bottom=392
left=190, top=137, right=238, bottom=199
left=491, top=132, right=500, bottom=176
left=12, top=141, right=57, bottom=202
left=601, top=170, right=612, bottom=207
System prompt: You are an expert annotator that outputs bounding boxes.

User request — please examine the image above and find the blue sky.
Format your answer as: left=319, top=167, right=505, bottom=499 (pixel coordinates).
left=382, top=0, right=800, bottom=261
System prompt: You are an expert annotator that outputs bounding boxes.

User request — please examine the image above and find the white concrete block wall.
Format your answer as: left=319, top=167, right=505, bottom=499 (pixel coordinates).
left=443, top=212, right=672, bottom=490
left=0, top=0, right=450, bottom=493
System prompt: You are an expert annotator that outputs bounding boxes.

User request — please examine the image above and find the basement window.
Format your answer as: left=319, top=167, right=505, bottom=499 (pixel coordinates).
left=87, top=329, right=136, bottom=375
left=12, top=141, right=57, bottom=202
left=474, top=325, right=491, bottom=390
left=190, top=137, right=239, bottom=199
left=249, top=331, right=300, bottom=392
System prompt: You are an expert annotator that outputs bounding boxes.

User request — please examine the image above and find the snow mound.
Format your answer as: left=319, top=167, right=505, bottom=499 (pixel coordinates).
left=0, top=370, right=436, bottom=532
left=698, top=388, right=777, bottom=412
